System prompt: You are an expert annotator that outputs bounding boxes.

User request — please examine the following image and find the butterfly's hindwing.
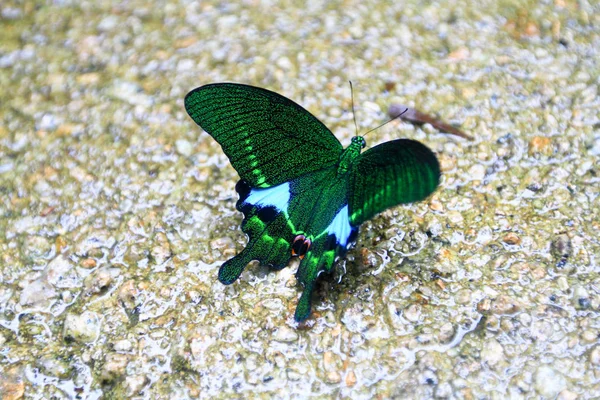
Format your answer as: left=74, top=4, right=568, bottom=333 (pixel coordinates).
left=348, top=139, right=440, bottom=226
left=221, top=168, right=359, bottom=320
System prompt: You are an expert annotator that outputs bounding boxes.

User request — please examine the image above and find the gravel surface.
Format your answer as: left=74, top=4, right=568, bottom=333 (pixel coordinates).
left=1, top=0, right=599, bottom=398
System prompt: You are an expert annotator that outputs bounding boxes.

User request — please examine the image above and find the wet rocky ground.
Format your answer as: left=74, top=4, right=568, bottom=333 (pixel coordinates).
left=1, top=0, right=599, bottom=398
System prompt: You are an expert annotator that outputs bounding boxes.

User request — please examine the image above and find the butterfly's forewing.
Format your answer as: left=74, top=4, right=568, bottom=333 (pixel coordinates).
left=348, top=139, right=440, bottom=226
left=184, top=83, right=343, bottom=188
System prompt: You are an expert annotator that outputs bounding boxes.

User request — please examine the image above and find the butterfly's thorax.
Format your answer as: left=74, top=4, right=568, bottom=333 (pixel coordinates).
left=337, top=136, right=366, bottom=175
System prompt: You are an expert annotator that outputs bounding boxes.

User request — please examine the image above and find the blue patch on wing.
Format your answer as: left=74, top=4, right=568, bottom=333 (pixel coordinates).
left=242, top=182, right=291, bottom=213
left=326, top=205, right=353, bottom=247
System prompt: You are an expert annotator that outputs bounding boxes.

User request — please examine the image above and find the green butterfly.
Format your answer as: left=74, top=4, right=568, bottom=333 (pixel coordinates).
left=185, top=83, right=440, bottom=321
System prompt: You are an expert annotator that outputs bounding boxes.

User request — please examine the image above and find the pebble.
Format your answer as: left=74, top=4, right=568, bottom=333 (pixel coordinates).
left=100, top=353, right=130, bottom=381
left=118, top=280, right=138, bottom=308
left=534, top=366, right=566, bottom=398
left=467, top=164, right=486, bottom=181
left=114, top=339, right=134, bottom=352
left=589, top=346, right=600, bottom=365
left=557, top=390, right=579, bottom=400
left=502, top=232, right=521, bottom=245
left=98, top=15, right=119, bottom=32
left=274, top=326, right=298, bottom=343
left=557, top=276, right=569, bottom=291
left=125, top=374, right=149, bottom=396
left=345, top=370, right=357, bottom=387
left=175, top=139, right=193, bottom=157
left=481, top=339, right=504, bottom=366
left=84, top=267, right=119, bottom=295
left=37, top=356, right=71, bottom=379
left=404, top=304, right=421, bottom=322
left=38, top=113, right=60, bottom=131
left=551, top=234, right=572, bottom=261
left=325, top=371, right=341, bottom=384
left=573, top=286, right=590, bottom=309
left=490, top=295, right=520, bottom=315
left=19, top=279, right=57, bottom=308
left=46, top=254, right=79, bottom=288
left=529, top=136, right=552, bottom=155
left=456, top=289, right=472, bottom=305
left=0, top=379, right=25, bottom=400
left=63, top=311, right=100, bottom=343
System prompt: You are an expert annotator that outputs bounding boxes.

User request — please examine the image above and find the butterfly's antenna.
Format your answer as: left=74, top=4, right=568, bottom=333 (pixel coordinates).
left=349, top=81, right=360, bottom=136
left=362, top=106, right=408, bottom=137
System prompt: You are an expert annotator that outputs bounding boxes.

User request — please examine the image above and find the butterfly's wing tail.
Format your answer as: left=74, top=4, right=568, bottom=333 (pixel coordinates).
left=218, top=247, right=253, bottom=284
left=294, top=237, right=340, bottom=322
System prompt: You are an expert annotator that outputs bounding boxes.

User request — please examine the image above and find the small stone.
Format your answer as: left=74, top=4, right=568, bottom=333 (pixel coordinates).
left=19, top=279, right=57, bottom=308
left=574, top=286, right=590, bottom=309
left=491, top=295, right=520, bottom=315
left=276, top=57, right=293, bottom=70
left=46, top=254, right=79, bottom=288
left=210, top=236, right=234, bottom=251
left=481, top=339, right=504, bottom=366
left=534, top=366, right=566, bottom=398
left=551, top=234, right=572, bottom=261
left=557, top=390, right=579, bottom=400
left=81, top=258, right=97, bottom=269
left=581, top=330, right=596, bottom=343
left=98, top=15, right=119, bottom=31
left=529, top=136, right=552, bottom=155
left=404, top=304, right=421, bottom=322
left=274, top=326, right=298, bottom=343
left=589, top=346, right=600, bottom=365
left=77, top=73, right=100, bottom=85
left=502, top=232, right=520, bottom=245
left=125, top=374, right=149, bottom=396
left=557, top=276, right=569, bottom=291
left=101, top=353, right=130, bottom=381
left=456, top=289, right=472, bottom=305
left=323, top=351, right=338, bottom=372
left=447, top=211, right=463, bottom=224
left=438, top=154, right=456, bottom=171
left=84, top=267, right=118, bottom=295
left=429, top=197, right=444, bottom=212
left=438, top=322, right=455, bottom=343
left=175, top=139, right=193, bottom=157
left=118, top=280, right=138, bottom=308
left=37, top=356, right=71, bottom=379
left=530, top=266, right=546, bottom=280
left=477, top=298, right=491, bottom=312
left=0, top=379, right=24, bottom=400
left=448, top=47, right=470, bottom=61
left=325, top=370, right=341, bottom=384
left=38, top=113, right=60, bottom=131
left=114, top=339, right=133, bottom=352
left=63, top=311, right=100, bottom=343
left=345, top=370, right=357, bottom=387
left=467, top=164, right=486, bottom=181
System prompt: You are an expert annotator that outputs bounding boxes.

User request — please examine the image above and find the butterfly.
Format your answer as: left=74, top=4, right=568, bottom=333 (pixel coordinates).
left=184, top=83, right=440, bottom=322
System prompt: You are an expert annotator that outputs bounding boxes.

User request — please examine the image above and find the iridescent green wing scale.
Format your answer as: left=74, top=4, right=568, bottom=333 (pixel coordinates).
left=348, top=139, right=440, bottom=226
left=184, top=83, right=343, bottom=188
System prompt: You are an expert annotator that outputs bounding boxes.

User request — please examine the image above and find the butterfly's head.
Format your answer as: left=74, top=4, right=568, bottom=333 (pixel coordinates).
left=352, top=136, right=366, bottom=149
